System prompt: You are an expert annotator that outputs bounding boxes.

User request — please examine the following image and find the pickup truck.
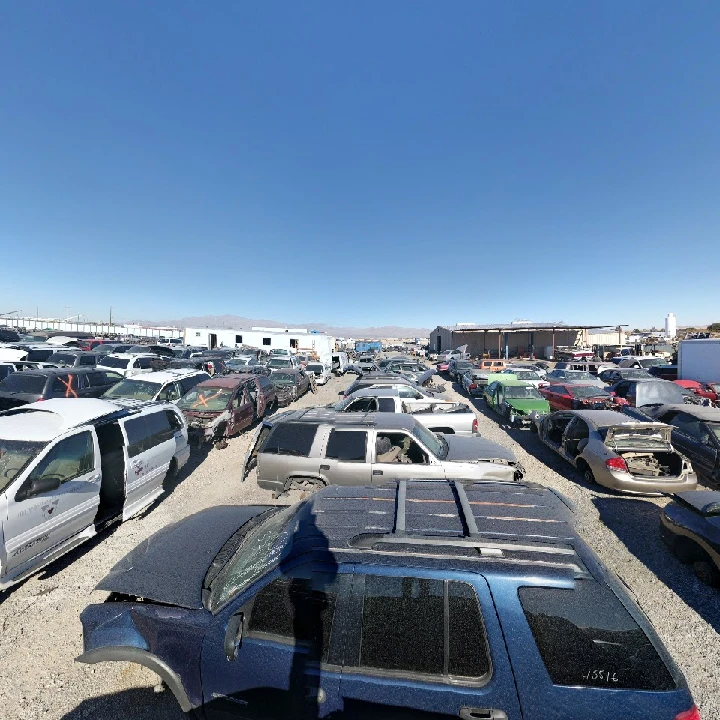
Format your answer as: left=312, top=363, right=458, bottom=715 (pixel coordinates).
left=332, top=387, right=478, bottom=436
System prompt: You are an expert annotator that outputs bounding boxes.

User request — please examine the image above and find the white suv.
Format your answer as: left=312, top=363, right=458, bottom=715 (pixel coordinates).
left=98, top=353, right=161, bottom=378
left=102, top=369, right=210, bottom=403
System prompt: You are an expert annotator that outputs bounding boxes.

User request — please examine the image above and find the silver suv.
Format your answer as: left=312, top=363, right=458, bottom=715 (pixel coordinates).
left=241, top=409, right=523, bottom=495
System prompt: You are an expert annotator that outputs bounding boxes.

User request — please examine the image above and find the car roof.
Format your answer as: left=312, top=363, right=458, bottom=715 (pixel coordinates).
left=117, top=369, right=207, bottom=383
left=1, top=367, right=91, bottom=378
left=268, top=408, right=417, bottom=431
left=196, top=374, right=253, bottom=388
left=103, top=352, right=157, bottom=359
left=0, top=398, right=129, bottom=441
left=348, top=387, right=400, bottom=398
left=285, top=480, right=588, bottom=579
left=568, top=409, right=666, bottom=428
left=491, top=379, right=529, bottom=387
left=653, top=404, right=720, bottom=422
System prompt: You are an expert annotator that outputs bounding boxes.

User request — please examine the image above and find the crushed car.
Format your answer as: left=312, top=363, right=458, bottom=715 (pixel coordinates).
left=271, top=368, right=312, bottom=406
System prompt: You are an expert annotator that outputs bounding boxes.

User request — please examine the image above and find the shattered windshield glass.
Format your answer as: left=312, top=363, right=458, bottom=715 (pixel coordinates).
left=0, top=439, right=46, bottom=492
left=177, top=387, right=233, bottom=411
left=209, top=504, right=298, bottom=611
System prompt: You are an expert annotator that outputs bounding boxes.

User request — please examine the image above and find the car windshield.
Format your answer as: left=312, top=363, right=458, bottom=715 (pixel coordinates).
left=99, top=356, right=130, bottom=369
left=504, top=385, right=543, bottom=399
left=177, top=387, right=233, bottom=411
left=226, top=358, right=250, bottom=367
left=0, top=439, right=46, bottom=493
left=0, top=374, right=46, bottom=394
left=209, top=505, right=299, bottom=611
left=571, top=386, right=611, bottom=398
left=412, top=422, right=447, bottom=459
left=48, top=353, right=76, bottom=364
left=513, top=371, right=541, bottom=380
left=268, top=358, right=291, bottom=368
left=565, top=371, right=594, bottom=380
left=307, top=363, right=324, bottom=373
left=710, top=384, right=720, bottom=394
left=103, top=379, right=161, bottom=400
left=638, top=358, right=664, bottom=367
left=622, top=369, right=652, bottom=379
left=272, top=373, right=296, bottom=386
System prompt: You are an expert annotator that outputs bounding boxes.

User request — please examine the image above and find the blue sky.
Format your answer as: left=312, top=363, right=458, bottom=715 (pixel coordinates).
left=1, top=1, right=719, bottom=330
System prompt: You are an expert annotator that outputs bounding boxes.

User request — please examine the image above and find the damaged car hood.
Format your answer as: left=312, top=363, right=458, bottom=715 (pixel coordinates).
left=96, top=505, right=269, bottom=609
left=443, top=434, right=518, bottom=465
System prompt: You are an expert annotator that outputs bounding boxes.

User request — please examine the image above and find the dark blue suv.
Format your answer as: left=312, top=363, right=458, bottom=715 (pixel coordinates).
left=78, top=480, right=699, bottom=720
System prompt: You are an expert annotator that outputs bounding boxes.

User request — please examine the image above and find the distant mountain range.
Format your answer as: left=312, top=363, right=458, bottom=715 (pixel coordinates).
left=129, top=314, right=432, bottom=339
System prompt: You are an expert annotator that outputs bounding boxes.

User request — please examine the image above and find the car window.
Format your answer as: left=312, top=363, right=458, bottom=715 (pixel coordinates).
left=158, top=382, right=182, bottom=402
left=377, top=397, right=395, bottom=412
left=124, top=410, right=174, bottom=457
left=397, top=386, right=420, bottom=399
left=0, top=374, right=47, bottom=394
left=87, top=371, right=110, bottom=387
left=346, top=397, right=377, bottom=412
left=79, top=355, right=96, bottom=366
left=518, top=582, right=676, bottom=691
left=138, top=357, right=154, bottom=369
left=668, top=413, right=708, bottom=442
left=247, top=574, right=341, bottom=663
left=180, top=374, right=210, bottom=394
left=356, top=576, right=489, bottom=680
left=52, top=374, right=80, bottom=397
left=262, top=423, right=318, bottom=457
left=27, top=431, right=94, bottom=485
left=325, top=430, right=367, bottom=462
left=165, top=408, right=183, bottom=430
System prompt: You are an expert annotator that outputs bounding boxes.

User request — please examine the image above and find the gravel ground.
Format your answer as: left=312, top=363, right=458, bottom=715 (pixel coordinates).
left=0, top=368, right=718, bottom=719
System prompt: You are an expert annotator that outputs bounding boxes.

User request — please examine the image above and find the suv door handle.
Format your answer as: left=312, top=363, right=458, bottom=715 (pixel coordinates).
left=319, top=464, right=329, bottom=471
left=459, top=709, right=508, bottom=720
left=372, top=470, right=383, bottom=476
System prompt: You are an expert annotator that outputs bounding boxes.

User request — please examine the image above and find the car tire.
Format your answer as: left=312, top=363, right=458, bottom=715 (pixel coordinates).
left=577, top=459, right=595, bottom=484
left=693, top=559, right=720, bottom=587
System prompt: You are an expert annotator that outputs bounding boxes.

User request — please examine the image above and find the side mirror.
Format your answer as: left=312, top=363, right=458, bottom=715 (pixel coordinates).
left=18, top=475, right=62, bottom=501
left=224, top=611, right=244, bottom=661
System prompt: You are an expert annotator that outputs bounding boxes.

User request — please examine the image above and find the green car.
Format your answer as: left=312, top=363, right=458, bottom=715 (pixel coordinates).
left=484, top=377, right=550, bottom=425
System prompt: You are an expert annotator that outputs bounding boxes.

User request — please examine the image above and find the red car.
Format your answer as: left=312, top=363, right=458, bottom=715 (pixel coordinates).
left=540, top=383, right=616, bottom=411
left=436, top=360, right=450, bottom=373
left=674, top=379, right=719, bottom=402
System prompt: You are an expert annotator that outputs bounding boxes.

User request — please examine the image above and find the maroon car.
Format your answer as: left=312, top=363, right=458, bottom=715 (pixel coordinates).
left=177, top=374, right=274, bottom=449
left=540, top=383, right=615, bottom=411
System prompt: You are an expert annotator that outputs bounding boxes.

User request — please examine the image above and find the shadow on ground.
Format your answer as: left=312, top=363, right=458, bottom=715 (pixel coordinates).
left=59, top=687, right=184, bottom=720
left=593, top=496, right=720, bottom=634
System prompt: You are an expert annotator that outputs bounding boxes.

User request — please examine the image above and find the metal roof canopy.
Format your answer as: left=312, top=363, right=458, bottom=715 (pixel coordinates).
left=438, top=323, right=617, bottom=333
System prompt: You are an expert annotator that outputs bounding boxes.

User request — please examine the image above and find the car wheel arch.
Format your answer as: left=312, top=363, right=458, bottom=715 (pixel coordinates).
left=77, top=647, right=193, bottom=712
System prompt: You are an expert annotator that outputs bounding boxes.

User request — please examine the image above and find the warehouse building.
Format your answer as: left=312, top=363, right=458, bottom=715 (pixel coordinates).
left=430, top=321, right=619, bottom=360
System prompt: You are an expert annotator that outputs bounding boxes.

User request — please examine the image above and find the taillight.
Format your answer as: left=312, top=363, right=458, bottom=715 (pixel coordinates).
left=606, top=457, right=628, bottom=472
left=469, top=383, right=477, bottom=390
left=676, top=707, right=700, bottom=720
left=472, top=418, right=478, bottom=434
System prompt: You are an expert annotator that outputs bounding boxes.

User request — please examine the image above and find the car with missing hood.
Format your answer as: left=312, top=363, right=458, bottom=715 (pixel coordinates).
left=241, top=409, right=523, bottom=495
left=177, top=375, right=262, bottom=449
left=540, top=383, right=615, bottom=411
left=77, top=479, right=699, bottom=720
left=0, top=398, right=189, bottom=591
left=535, top=410, right=696, bottom=493
left=271, top=368, right=312, bottom=406
left=661, top=490, right=720, bottom=587
left=484, top=377, right=551, bottom=426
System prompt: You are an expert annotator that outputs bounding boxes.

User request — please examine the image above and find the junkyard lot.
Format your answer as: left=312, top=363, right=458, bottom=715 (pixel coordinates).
left=0, top=371, right=719, bottom=719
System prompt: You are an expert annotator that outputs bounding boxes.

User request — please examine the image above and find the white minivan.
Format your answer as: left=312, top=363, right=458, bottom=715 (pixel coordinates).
left=0, top=398, right=190, bottom=591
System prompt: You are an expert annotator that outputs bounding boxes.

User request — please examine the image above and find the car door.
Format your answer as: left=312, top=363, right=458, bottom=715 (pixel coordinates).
left=318, top=428, right=372, bottom=486
left=201, top=564, right=352, bottom=720
left=4, top=429, right=100, bottom=576
left=228, top=386, right=254, bottom=436
left=660, top=410, right=718, bottom=477
left=119, top=410, right=175, bottom=519
left=370, top=430, right=444, bottom=482
left=339, top=571, right=522, bottom=719
left=552, top=385, right=572, bottom=410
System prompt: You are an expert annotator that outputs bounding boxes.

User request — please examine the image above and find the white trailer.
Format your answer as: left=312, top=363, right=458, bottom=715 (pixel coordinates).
left=678, top=339, right=720, bottom=383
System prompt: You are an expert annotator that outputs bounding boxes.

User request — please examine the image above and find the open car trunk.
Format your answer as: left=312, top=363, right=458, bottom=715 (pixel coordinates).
left=618, top=450, right=684, bottom=479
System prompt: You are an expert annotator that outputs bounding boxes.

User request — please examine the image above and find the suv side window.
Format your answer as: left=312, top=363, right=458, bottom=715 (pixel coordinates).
left=246, top=573, right=342, bottom=663
left=26, top=431, right=95, bottom=486
left=52, top=374, right=79, bottom=397
left=346, top=398, right=377, bottom=412
left=262, top=423, right=318, bottom=457
left=397, top=386, right=421, bottom=399
left=667, top=412, right=707, bottom=442
left=79, top=355, right=96, bottom=366
left=377, top=397, right=395, bottom=412
left=87, top=371, right=109, bottom=387
left=518, top=582, right=676, bottom=691
left=138, top=357, right=154, bottom=369
left=354, top=576, right=490, bottom=680
left=325, top=430, right=367, bottom=462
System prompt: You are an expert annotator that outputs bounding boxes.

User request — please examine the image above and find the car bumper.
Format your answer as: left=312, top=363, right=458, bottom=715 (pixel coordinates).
left=595, top=468, right=698, bottom=494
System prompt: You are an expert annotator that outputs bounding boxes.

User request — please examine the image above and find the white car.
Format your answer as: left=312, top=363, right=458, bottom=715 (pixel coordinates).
left=97, top=353, right=160, bottom=378
left=305, top=361, right=332, bottom=385
left=265, top=356, right=299, bottom=371
left=0, top=398, right=190, bottom=590
left=500, top=368, right=549, bottom=388
left=102, top=369, right=210, bottom=403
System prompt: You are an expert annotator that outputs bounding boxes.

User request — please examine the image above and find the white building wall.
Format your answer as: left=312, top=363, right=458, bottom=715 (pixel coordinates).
left=184, top=327, right=335, bottom=361
left=0, top=316, right=182, bottom=338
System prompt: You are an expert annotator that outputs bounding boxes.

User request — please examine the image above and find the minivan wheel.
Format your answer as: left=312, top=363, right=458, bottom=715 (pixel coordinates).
left=693, top=559, right=720, bottom=587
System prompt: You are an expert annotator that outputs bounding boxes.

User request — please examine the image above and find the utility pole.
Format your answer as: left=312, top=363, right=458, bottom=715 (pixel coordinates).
left=109, top=306, right=113, bottom=325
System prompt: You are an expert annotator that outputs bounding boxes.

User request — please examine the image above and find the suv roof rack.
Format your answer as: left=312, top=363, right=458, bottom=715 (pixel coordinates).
left=338, top=479, right=588, bottom=576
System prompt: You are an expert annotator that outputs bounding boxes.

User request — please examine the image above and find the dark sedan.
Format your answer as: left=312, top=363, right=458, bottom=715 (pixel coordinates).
left=0, top=368, right=124, bottom=410
left=271, top=368, right=312, bottom=405
left=661, top=491, right=720, bottom=587
left=598, top=367, right=653, bottom=385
